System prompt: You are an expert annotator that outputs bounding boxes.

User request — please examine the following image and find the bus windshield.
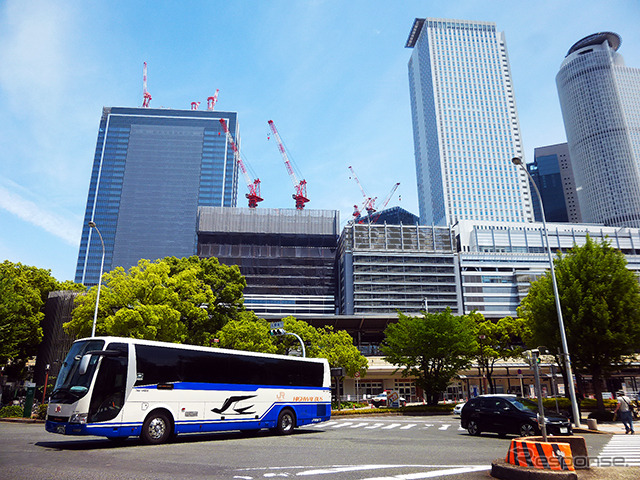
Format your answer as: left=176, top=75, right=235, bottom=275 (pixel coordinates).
left=50, top=340, right=105, bottom=403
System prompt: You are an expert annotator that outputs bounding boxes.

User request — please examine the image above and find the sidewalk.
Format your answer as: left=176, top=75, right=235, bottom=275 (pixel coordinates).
left=577, top=420, right=637, bottom=435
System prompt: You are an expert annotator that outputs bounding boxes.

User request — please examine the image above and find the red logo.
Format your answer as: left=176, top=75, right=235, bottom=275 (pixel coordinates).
left=55, top=405, right=61, bottom=413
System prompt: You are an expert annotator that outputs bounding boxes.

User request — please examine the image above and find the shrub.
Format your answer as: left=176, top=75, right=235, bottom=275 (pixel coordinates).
left=0, top=405, right=24, bottom=418
left=36, top=404, right=48, bottom=420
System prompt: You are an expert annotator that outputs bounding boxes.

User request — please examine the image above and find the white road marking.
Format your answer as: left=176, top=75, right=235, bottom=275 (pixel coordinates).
left=382, top=423, right=402, bottom=430
left=400, top=424, right=417, bottom=430
left=438, top=424, right=450, bottom=431
left=364, top=423, right=385, bottom=429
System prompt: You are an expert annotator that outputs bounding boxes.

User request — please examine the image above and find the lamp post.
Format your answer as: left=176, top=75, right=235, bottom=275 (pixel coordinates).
left=512, top=157, right=581, bottom=427
left=88, top=221, right=105, bottom=338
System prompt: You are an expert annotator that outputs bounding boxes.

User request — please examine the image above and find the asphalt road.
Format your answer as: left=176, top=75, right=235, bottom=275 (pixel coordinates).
left=0, top=416, right=613, bottom=480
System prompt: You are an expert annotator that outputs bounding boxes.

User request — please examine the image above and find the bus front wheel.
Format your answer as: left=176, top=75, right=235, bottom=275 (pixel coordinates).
left=141, top=411, right=172, bottom=444
left=275, top=409, right=295, bottom=435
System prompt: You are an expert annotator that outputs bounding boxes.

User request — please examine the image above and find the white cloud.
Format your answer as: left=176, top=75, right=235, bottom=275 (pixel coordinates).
left=0, top=182, right=80, bottom=246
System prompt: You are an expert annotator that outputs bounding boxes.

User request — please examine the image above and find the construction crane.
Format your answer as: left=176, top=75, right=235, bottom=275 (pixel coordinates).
left=219, top=119, right=263, bottom=208
left=207, top=90, right=220, bottom=111
left=191, top=101, right=201, bottom=110
left=267, top=120, right=309, bottom=210
left=370, top=182, right=400, bottom=223
left=348, top=165, right=376, bottom=217
left=142, top=62, right=152, bottom=108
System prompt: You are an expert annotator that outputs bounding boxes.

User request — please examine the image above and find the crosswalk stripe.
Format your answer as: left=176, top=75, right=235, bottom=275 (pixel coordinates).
left=364, top=423, right=385, bottom=429
left=597, top=434, right=640, bottom=466
left=401, top=424, right=417, bottom=430
left=332, top=422, right=354, bottom=428
left=381, top=423, right=402, bottom=430
left=438, top=424, right=450, bottom=430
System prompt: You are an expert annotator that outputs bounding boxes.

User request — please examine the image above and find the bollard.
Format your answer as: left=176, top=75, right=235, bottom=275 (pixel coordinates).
left=587, top=418, right=598, bottom=430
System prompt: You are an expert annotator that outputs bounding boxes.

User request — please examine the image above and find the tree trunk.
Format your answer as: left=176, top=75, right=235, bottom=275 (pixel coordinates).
left=591, top=367, right=606, bottom=412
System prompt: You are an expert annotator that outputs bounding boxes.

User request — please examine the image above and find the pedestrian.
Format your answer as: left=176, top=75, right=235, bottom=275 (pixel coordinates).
left=614, top=391, right=635, bottom=434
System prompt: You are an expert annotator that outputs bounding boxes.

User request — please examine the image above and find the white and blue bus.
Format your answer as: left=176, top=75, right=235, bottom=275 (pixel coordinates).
left=45, top=337, right=331, bottom=444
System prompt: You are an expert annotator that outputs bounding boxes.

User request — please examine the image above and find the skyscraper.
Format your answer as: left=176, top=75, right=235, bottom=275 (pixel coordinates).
left=556, top=32, right=640, bottom=227
left=75, top=107, right=239, bottom=286
left=406, top=18, right=532, bottom=226
left=528, top=143, right=581, bottom=223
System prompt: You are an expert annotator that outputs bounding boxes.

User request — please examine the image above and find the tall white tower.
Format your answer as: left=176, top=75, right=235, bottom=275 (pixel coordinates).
left=556, top=32, right=640, bottom=227
left=406, top=18, right=532, bottom=226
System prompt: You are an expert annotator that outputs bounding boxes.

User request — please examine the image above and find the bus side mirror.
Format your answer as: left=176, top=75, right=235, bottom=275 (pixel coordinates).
left=79, top=354, right=91, bottom=375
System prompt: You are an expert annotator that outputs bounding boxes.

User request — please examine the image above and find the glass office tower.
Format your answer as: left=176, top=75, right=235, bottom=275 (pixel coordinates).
left=75, top=107, right=239, bottom=286
left=556, top=32, right=640, bottom=227
left=406, top=18, right=532, bottom=226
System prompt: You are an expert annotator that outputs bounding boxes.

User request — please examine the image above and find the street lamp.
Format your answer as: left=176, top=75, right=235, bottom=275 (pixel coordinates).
left=88, top=221, right=105, bottom=338
left=512, top=157, right=581, bottom=427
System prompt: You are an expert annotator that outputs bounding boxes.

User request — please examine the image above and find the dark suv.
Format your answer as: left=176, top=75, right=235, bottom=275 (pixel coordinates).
left=460, top=394, right=572, bottom=437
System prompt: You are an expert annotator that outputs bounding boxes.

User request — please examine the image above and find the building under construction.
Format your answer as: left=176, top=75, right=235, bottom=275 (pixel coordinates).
left=197, top=207, right=339, bottom=316
left=337, top=223, right=462, bottom=315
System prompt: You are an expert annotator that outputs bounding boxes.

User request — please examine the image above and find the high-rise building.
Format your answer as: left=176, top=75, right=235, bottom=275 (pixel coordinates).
left=406, top=18, right=532, bottom=226
left=557, top=32, right=640, bottom=227
left=197, top=207, right=339, bottom=316
left=528, top=143, right=581, bottom=223
left=76, top=107, right=239, bottom=286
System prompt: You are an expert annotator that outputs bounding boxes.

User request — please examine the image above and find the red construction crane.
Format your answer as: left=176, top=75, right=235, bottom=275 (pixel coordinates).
left=219, top=119, right=263, bottom=208
left=370, top=182, right=400, bottom=223
left=348, top=165, right=376, bottom=217
left=191, top=101, right=201, bottom=110
left=142, top=62, right=152, bottom=108
left=207, top=90, right=219, bottom=111
left=267, top=120, right=309, bottom=210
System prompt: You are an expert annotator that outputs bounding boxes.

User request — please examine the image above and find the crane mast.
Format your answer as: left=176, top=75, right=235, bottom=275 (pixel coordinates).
left=219, top=119, right=263, bottom=208
left=267, top=120, right=309, bottom=210
left=142, top=62, right=152, bottom=108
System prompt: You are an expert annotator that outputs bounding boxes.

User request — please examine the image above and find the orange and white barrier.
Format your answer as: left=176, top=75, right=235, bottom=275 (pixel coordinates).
left=506, top=439, right=574, bottom=471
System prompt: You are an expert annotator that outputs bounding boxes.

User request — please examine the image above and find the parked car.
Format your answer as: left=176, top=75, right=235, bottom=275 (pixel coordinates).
left=460, top=394, right=572, bottom=437
left=453, top=402, right=465, bottom=416
left=371, top=392, right=407, bottom=408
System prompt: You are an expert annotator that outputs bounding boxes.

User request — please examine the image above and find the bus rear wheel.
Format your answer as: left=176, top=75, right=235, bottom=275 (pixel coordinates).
left=275, top=409, right=295, bottom=435
left=141, top=411, right=172, bottom=444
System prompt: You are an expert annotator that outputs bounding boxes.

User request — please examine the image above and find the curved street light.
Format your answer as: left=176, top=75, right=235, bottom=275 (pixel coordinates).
left=512, top=157, right=581, bottom=427
left=88, top=221, right=105, bottom=338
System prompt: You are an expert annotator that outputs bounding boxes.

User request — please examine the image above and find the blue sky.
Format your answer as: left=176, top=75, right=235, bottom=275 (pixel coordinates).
left=1, top=0, right=639, bottom=283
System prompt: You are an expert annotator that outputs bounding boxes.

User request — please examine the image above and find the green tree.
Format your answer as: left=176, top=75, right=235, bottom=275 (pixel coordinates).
left=472, top=313, right=525, bottom=394
left=0, top=261, right=76, bottom=378
left=381, top=309, right=476, bottom=405
left=274, top=317, right=368, bottom=377
left=215, top=314, right=277, bottom=353
left=519, top=235, right=640, bottom=411
left=65, top=256, right=247, bottom=345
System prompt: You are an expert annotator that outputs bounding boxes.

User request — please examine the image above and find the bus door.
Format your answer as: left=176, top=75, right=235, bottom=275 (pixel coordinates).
left=87, top=343, right=129, bottom=427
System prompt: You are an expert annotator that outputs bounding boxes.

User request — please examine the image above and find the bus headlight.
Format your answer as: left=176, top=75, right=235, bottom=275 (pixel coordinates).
left=69, top=413, right=88, bottom=424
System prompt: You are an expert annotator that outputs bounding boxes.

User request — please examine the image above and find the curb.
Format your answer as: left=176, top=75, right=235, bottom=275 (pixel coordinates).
left=572, top=427, right=611, bottom=435
left=491, top=459, right=577, bottom=480
left=0, top=418, right=45, bottom=424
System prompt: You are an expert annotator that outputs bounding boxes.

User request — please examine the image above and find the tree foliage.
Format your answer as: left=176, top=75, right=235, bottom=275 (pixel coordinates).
left=277, top=317, right=368, bottom=377
left=381, top=309, right=476, bottom=405
left=472, top=313, right=526, bottom=394
left=519, top=235, right=640, bottom=410
left=65, top=256, right=247, bottom=345
left=0, top=261, right=80, bottom=376
left=215, top=314, right=277, bottom=354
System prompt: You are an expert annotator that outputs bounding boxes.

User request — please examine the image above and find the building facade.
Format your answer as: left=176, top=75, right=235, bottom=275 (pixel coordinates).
left=197, top=207, right=339, bottom=316
left=337, top=223, right=462, bottom=316
left=557, top=32, right=640, bottom=228
left=406, top=18, right=532, bottom=226
left=455, top=220, right=640, bottom=318
left=529, top=143, right=581, bottom=223
left=75, top=107, right=239, bottom=286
